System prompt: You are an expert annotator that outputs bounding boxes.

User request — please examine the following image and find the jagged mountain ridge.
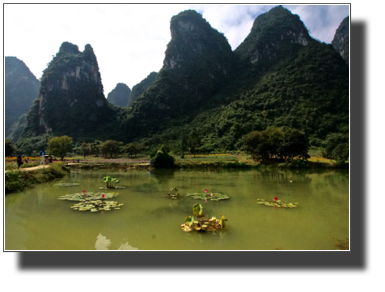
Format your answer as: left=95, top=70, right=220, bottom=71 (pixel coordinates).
left=5, top=57, right=40, bottom=137
left=235, top=6, right=314, bottom=67
left=332, top=16, right=349, bottom=64
left=123, top=9, right=235, bottom=139
left=107, top=83, right=131, bottom=107
left=21, top=42, right=119, bottom=141
left=17, top=6, right=349, bottom=154
left=135, top=6, right=348, bottom=151
left=128, top=72, right=158, bottom=107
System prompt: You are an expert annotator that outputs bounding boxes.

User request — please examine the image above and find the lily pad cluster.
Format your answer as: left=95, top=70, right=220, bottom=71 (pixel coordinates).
left=257, top=198, right=298, bottom=208
left=181, top=214, right=228, bottom=232
left=162, top=187, right=180, bottom=200
left=186, top=192, right=230, bottom=201
left=70, top=200, right=123, bottom=212
left=54, top=183, right=80, bottom=187
left=58, top=192, right=117, bottom=201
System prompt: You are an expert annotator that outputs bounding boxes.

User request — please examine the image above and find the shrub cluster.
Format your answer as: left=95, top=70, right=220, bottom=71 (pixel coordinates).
left=151, top=145, right=175, bottom=168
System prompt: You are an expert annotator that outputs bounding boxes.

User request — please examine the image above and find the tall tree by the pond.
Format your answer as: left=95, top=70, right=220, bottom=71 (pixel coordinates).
left=47, top=136, right=73, bottom=161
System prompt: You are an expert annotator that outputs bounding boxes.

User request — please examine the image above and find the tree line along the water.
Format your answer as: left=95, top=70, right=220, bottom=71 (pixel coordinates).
left=5, top=125, right=349, bottom=166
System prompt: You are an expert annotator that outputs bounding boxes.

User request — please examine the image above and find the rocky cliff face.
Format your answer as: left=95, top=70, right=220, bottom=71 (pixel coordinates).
left=21, top=42, right=117, bottom=140
left=128, top=72, right=158, bottom=106
left=5, top=57, right=40, bottom=137
left=235, top=6, right=314, bottom=69
left=163, top=10, right=234, bottom=81
left=124, top=10, right=235, bottom=138
left=107, top=83, right=131, bottom=107
left=6, top=113, right=28, bottom=143
left=332, top=16, right=349, bottom=64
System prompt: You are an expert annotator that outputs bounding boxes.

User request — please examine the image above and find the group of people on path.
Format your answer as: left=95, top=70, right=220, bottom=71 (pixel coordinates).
left=15, top=150, right=52, bottom=169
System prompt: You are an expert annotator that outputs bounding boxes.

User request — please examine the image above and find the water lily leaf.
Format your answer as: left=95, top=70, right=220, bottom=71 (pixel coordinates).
left=193, top=204, right=205, bottom=218
left=219, top=215, right=227, bottom=228
left=185, top=216, right=194, bottom=226
left=181, top=224, right=193, bottom=232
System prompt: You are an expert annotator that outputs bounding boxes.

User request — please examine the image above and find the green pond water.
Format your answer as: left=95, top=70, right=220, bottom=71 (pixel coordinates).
left=5, top=168, right=349, bottom=250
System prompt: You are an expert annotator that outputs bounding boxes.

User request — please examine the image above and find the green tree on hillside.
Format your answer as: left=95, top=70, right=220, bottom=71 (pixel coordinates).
left=322, top=133, right=349, bottom=163
left=90, top=141, right=101, bottom=157
left=280, top=127, right=309, bottom=159
left=5, top=139, right=17, bottom=157
left=188, top=130, right=201, bottom=157
left=100, top=140, right=122, bottom=158
left=243, top=130, right=270, bottom=160
left=81, top=142, right=91, bottom=158
left=180, top=135, right=188, bottom=158
left=47, top=136, right=73, bottom=161
left=123, top=143, right=141, bottom=157
left=243, top=127, right=308, bottom=161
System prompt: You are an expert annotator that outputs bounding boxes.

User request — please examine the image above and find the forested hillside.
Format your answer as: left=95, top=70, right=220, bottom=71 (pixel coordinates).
left=14, top=6, right=349, bottom=157
left=5, top=57, right=40, bottom=137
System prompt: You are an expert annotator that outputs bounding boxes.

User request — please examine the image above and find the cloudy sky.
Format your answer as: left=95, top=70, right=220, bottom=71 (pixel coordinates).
left=4, top=3, right=349, bottom=96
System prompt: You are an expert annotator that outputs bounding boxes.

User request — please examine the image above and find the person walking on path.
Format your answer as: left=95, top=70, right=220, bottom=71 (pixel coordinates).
left=16, top=154, right=23, bottom=169
left=40, top=150, right=46, bottom=165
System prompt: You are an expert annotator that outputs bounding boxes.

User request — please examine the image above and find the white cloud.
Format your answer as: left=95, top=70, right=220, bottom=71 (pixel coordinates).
left=4, top=4, right=349, bottom=96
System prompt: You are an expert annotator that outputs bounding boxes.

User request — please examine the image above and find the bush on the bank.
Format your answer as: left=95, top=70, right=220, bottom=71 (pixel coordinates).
left=5, top=171, right=26, bottom=192
left=151, top=145, right=175, bottom=168
left=48, top=162, right=71, bottom=177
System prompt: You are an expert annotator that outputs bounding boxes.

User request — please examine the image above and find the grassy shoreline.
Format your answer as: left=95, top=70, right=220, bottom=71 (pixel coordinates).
left=5, top=163, right=71, bottom=194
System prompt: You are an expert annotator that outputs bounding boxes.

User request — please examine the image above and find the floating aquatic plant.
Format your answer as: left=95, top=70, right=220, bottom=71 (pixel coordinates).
left=54, top=183, right=80, bottom=187
left=219, top=214, right=227, bottom=228
left=162, top=187, right=180, bottom=200
left=58, top=192, right=117, bottom=201
left=185, top=216, right=194, bottom=226
left=186, top=192, right=229, bottom=201
left=70, top=200, right=123, bottom=212
left=192, top=203, right=205, bottom=217
left=257, top=198, right=298, bottom=208
left=180, top=206, right=228, bottom=233
left=102, top=176, right=120, bottom=189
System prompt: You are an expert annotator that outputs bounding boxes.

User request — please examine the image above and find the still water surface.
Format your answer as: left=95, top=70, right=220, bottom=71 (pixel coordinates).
left=5, top=169, right=349, bottom=250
